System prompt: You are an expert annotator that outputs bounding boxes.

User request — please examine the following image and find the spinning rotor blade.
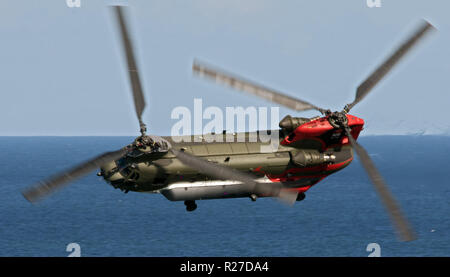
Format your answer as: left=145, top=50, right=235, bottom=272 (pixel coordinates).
left=171, top=148, right=298, bottom=205
left=113, top=6, right=147, bottom=134
left=22, top=148, right=128, bottom=203
left=344, top=128, right=416, bottom=241
left=346, top=20, right=435, bottom=112
left=193, top=60, right=325, bottom=114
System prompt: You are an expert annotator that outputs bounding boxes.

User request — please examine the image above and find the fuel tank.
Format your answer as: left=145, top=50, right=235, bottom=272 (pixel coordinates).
left=158, top=178, right=270, bottom=201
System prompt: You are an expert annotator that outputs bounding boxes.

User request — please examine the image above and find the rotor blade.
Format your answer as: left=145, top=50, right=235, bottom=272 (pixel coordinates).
left=193, top=60, right=325, bottom=114
left=113, top=6, right=147, bottom=133
left=344, top=128, right=416, bottom=241
left=346, top=20, right=435, bottom=112
left=171, top=148, right=298, bottom=205
left=22, top=148, right=128, bottom=203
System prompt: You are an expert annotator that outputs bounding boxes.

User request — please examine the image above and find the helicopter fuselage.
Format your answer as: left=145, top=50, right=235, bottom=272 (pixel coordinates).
left=99, top=114, right=364, bottom=202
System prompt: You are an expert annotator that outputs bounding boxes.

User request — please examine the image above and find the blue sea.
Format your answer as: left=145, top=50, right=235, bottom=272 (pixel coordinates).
left=0, top=136, right=448, bottom=257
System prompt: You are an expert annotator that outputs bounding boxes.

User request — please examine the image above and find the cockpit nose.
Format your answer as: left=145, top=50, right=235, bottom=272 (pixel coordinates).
left=98, top=160, right=125, bottom=184
left=99, top=157, right=142, bottom=193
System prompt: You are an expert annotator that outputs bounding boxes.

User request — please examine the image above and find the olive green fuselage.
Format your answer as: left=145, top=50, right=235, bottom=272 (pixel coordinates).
left=100, top=129, right=353, bottom=201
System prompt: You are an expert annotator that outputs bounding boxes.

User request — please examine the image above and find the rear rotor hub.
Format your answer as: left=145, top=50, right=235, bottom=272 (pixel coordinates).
left=327, top=111, right=348, bottom=129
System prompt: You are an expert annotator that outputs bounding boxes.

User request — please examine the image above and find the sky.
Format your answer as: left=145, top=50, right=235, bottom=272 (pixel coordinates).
left=0, top=0, right=449, bottom=136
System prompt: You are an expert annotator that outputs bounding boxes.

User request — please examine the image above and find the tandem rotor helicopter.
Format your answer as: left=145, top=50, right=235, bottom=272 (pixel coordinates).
left=22, top=6, right=435, bottom=242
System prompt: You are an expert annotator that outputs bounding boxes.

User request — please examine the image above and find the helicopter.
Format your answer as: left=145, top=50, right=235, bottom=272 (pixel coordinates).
left=22, top=6, right=435, bottom=242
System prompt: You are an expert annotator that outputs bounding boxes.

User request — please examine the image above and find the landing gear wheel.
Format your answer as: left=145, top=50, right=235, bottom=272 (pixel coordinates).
left=185, top=200, right=197, bottom=212
left=296, top=192, right=306, bottom=202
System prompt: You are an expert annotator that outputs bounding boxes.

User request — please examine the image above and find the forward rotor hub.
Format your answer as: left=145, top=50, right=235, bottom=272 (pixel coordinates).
left=131, top=135, right=171, bottom=155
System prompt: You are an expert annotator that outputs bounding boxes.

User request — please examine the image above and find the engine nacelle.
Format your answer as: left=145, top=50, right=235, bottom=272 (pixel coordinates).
left=291, top=150, right=335, bottom=167
left=279, top=115, right=313, bottom=131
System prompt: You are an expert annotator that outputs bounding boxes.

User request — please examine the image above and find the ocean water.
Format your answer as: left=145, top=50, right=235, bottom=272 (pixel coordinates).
left=0, top=136, right=448, bottom=257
